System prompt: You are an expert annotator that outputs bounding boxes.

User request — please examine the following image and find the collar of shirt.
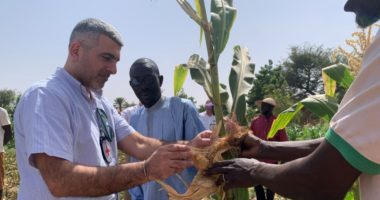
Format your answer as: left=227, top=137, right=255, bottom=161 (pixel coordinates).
left=57, top=67, right=103, bottom=102
left=145, top=96, right=165, bottom=112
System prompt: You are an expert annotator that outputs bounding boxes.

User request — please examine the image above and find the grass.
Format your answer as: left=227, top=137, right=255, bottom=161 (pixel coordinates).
left=4, top=148, right=18, bottom=200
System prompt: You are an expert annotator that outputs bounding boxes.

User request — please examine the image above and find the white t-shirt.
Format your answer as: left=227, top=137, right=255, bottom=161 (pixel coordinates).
left=326, top=30, right=380, bottom=200
left=0, top=107, right=11, bottom=152
left=199, top=111, right=216, bottom=130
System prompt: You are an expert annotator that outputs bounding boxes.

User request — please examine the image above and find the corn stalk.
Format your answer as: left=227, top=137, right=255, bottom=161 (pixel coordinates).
left=175, top=1, right=252, bottom=199
left=177, top=0, right=226, bottom=134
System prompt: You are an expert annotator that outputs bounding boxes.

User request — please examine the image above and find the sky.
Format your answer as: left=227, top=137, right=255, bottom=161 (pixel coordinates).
left=1, top=0, right=360, bottom=107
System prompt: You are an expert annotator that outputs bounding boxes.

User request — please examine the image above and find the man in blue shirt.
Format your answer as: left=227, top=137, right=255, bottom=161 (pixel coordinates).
left=128, top=58, right=205, bottom=200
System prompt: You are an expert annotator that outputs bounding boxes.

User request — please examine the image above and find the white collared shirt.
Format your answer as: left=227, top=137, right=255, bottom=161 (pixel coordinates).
left=14, top=67, right=135, bottom=199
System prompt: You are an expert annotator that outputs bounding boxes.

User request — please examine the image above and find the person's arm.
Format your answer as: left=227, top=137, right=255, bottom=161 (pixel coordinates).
left=118, top=131, right=212, bottom=161
left=118, top=132, right=162, bottom=160
left=207, top=139, right=361, bottom=200
left=34, top=143, right=193, bottom=197
left=241, top=133, right=323, bottom=162
left=34, top=153, right=146, bottom=197
left=2, top=124, right=12, bottom=145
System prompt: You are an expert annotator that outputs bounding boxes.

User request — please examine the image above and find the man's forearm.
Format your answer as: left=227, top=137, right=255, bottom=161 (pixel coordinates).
left=118, top=132, right=163, bottom=160
left=118, top=132, right=194, bottom=161
left=254, top=140, right=359, bottom=199
left=258, top=137, right=324, bottom=162
left=34, top=153, right=148, bottom=197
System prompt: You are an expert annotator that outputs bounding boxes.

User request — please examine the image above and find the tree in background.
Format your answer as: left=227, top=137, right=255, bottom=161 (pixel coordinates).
left=281, top=45, right=335, bottom=100
left=113, top=97, right=137, bottom=114
left=247, top=60, right=293, bottom=113
left=0, top=89, right=20, bottom=120
left=246, top=60, right=294, bottom=124
left=122, top=101, right=136, bottom=110
left=113, top=97, right=126, bottom=114
left=0, top=89, right=19, bottom=149
left=0, top=89, right=18, bottom=110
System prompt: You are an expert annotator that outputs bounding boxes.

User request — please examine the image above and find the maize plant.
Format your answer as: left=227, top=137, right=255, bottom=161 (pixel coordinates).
left=172, top=0, right=254, bottom=199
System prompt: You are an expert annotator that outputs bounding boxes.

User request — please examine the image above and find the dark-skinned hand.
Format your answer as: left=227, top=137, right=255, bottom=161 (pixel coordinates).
left=205, top=158, right=260, bottom=190
left=240, top=132, right=263, bottom=158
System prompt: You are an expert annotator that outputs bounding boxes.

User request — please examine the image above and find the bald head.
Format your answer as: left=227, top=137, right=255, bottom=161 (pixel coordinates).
left=129, top=58, right=163, bottom=108
left=129, top=58, right=160, bottom=77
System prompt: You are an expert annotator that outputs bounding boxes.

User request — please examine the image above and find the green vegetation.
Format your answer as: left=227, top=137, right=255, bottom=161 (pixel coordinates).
left=4, top=148, right=18, bottom=199
left=1, top=10, right=377, bottom=200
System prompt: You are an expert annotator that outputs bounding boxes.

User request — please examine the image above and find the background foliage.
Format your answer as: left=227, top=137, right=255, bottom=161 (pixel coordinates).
left=1, top=23, right=377, bottom=199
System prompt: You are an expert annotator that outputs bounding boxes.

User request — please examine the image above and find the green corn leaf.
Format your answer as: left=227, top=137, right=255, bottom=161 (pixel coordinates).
left=268, top=103, right=304, bottom=139
left=194, top=0, right=203, bottom=45
left=268, top=94, right=339, bottom=139
left=301, top=94, right=339, bottom=122
left=322, top=64, right=355, bottom=89
left=187, top=54, right=214, bottom=100
left=322, top=70, right=336, bottom=97
left=229, top=45, right=255, bottom=126
left=173, top=64, right=189, bottom=96
left=220, top=83, right=231, bottom=116
left=210, top=0, right=237, bottom=61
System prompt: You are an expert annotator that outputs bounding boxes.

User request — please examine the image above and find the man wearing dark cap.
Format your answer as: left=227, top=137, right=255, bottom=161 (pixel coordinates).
left=127, top=58, right=205, bottom=200
left=249, top=98, right=288, bottom=200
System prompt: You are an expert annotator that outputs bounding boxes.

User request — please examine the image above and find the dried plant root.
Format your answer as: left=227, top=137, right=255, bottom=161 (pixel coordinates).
left=156, top=122, right=248, bottom=200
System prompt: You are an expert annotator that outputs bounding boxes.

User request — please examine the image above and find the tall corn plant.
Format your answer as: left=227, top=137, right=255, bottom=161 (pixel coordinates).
left=176, top=0, right=233, bottom=133
left=175, top=0, right=255, bottom=130
left=174, top=0, right=254, bottom=199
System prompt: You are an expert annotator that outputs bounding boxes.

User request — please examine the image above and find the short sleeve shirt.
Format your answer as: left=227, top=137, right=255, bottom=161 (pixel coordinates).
left=326, top=30, right=380, bottom=200
left=14, top=68, right=135, bottom=200
left=0, top=107, right=11, bottom=152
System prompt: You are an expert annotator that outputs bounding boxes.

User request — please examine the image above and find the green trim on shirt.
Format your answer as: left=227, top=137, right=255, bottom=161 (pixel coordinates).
left=326, top=128, right=380, bottom=175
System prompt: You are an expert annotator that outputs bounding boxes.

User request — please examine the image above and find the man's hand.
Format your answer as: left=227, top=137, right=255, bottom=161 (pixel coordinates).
left=205, top=158, right=260, bottom=190
left=240, top=132, right=263, bottom=158
left=188, top=130, right=213, bottom=148
left=145, top=144, right=193, bottom=180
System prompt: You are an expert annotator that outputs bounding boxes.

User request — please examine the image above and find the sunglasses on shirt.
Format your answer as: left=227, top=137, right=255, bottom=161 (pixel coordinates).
left=95, top=108, right=115, bottom=164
